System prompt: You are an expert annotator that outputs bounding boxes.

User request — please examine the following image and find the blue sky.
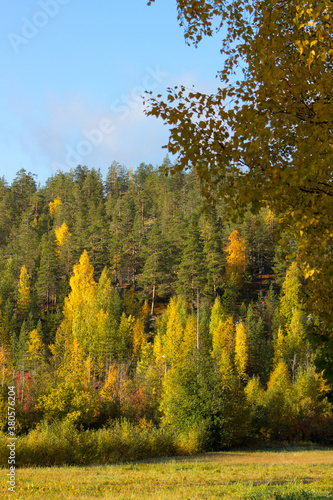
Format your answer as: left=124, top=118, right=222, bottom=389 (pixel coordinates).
left=1, top=0, right=223, bottom=187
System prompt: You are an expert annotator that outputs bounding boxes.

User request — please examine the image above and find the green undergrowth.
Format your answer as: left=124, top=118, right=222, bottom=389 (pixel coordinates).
left=0, top=419, right=205, bottom=467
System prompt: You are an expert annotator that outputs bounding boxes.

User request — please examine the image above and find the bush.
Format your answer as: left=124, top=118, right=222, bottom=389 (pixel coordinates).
left=17, top=419, right=78, bottom=466
left=0, top=418, right=188, bottom=468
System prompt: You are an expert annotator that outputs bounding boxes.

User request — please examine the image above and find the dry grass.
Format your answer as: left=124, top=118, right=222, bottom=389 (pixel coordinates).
left=191, top=448, right=333, bottom=465
left=1, top=448, right=333, bottom=499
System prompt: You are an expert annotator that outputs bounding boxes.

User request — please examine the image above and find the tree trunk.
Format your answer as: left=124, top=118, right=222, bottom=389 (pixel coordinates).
left=151, top=282, right=156, bottom=316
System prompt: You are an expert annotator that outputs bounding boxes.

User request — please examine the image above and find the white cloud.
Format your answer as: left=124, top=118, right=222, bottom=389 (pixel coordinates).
left=2, top=68, right=220, bottom=184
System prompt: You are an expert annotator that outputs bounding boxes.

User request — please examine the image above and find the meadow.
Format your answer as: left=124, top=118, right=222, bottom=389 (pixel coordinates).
left=1, top=448, right=333, bottom=499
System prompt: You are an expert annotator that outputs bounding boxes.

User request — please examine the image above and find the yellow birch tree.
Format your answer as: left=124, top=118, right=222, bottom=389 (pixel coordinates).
left=27, top=329, right=44, bottom=373
left=162, top=297, right=184, bottom=368
left=55, top=222, right=71, bottom=256
left=17, top=265, right=31, bottom=313
left=49, top=198, right=62, bottom=219
left=234, top=321, right=248, bottom=383
left=225, top=230, right=247, bottom=285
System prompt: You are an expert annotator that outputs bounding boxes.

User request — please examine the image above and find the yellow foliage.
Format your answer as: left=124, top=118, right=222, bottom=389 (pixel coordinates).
left=285, top=308, right=307, bottom=361
left=234, top=321, right=248, bottom=382
left=36, top=380, right=96, bottom=425
left=294, top=364, right=332, bottom=419
left=141, top=299, right=150, bottom=320
left=49, top=198, right=62, bottom=219
left=137, top=341, right=162, bottom=401
left=100, top=363, right=118, bottom=401
left=133, top=318, right=145, bottom=357
left=225, top=230, right=247, bottom=284
left=245, top=376, right=265, bottom=406
left=17, top=265, right=31, bottom=312
left=63, top=250, right=96, bottom=326
left=267, top=360, right=292, bottom=394
left=94, top=309, right=109, bottom=365
left=136, top=416, right=154, bottom=431
left=110, top=253, right=121, bottom=278
left=54, top=222, right=71, bottom=255
left=263, top=207, right=276, bottom=231
left=219, top=348, right=234, bottom=389
left=279, top=262, right=302, bottom=324
left=130, top=300, right=150, bottom=358
left=27, top=329, right=44, bottom=363
left=273, top=327, right=285, bottom=366
left=58, top=337, right=90, bottom=385
left=179, top=315, right=197, bottom=361
left=163, top=297, right=184, bottom=367
left=294, top=1, right=333, bottom=65
left=101, top=363, right=132, bottom=407
left=153, top=333, right=166, bottom=376
left=209, top=296, right=225, bottom=339
left=146, top=0, right=333, bottom=333
left=159, top=369, right=176, bottom=426
left=212, top=316, right=235, bottom=360
left=85, top=356, right=93, bottom=382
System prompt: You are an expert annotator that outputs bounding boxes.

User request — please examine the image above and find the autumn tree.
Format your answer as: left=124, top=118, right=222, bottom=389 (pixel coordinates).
left=162, top=296, right=184, bottom=369
left=264, top=360, right=297, bottom=440
left=132, top=317, right=145, bottom=358
left=55, top=222, right=71, bottom=256
left=54, top=221, right=73, bottom=300
left=225, top=230, right=247, bottom=286
left=277, top=262, right=310, bottom=380
left=179, top=315, right=198, bottom=361
left=54, top=250, right=110, bottom=374
left=62, top=250, right=96, bottom=325
left=27, top=328, right=44, bottom=374
left=17, top=265, right=31, bottom=315
left=38, top=337, right=97, bottom=424
left=234, top=321, right=248, bottom=383
left=279, top=262, right=302, bottom=327
left=209, top=296, right=226, bottom=342
left=146, top=0, right=333, bottom=336
left=293, top=363, right=332, bottom=440
left=49, top=198, right=62, bottom=219
left=113, top=312, right=135, bottom=361
left=211, top=316, right=235, bottom=362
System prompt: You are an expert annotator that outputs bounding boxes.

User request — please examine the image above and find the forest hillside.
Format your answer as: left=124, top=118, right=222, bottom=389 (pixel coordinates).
left=0, top=164, right=332, bottom=454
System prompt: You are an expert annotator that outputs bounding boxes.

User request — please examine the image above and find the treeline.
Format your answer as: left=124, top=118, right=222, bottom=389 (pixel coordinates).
left=0, top=162, right=281, bottom=350
left=0, top=163, right=332, bottom=457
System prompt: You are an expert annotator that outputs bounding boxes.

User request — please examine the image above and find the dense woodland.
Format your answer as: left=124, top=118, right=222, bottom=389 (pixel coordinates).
left=0, top=164, right=332, bottom=451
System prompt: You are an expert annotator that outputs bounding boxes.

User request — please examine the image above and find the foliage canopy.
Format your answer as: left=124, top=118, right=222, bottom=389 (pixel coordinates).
left=146, top=0, right=333, bottom=328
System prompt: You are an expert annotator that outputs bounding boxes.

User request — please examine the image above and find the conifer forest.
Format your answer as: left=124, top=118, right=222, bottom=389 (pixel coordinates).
left=0, top=163, right=332, bottom=458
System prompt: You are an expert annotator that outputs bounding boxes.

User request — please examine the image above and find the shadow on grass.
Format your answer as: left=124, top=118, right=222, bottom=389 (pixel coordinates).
left=130, top=444, right=333, bottom=466
left=248, top=493, right=330, bottom=500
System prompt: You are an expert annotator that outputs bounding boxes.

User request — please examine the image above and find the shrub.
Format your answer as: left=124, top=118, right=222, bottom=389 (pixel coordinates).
left=0, top=418, right=186, bottom=467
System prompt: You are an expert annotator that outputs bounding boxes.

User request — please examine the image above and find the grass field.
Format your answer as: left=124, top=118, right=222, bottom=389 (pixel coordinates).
left=1, top=448, right=333, bottom=499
